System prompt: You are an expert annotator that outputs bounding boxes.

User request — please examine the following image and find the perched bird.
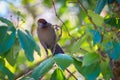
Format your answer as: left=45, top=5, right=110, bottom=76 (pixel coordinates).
left=37, top=18, right=64, bottom=55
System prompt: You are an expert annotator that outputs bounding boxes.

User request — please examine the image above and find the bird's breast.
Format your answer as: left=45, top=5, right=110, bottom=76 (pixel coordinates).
left=37, top=27, right=57, bottom=48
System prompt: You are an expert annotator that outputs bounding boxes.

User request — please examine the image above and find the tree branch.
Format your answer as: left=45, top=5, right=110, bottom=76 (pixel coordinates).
left=66, top=69, right=78, bottom=80
left=69, top=0, right=97, bottom=29
left=15, top=55, right=52, bottom=79
left=66, top=71, right=76, bottom=79
left=77, top=0, right=97, bottom=29
left=51, top=0, right=74, bottom=38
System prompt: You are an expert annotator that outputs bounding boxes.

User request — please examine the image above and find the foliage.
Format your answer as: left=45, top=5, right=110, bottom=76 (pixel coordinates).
left=50, top=68, right=66, bottom=80
left=0, top=17, right=40, bottom=79
left=0, top=0, right=120, bottom=80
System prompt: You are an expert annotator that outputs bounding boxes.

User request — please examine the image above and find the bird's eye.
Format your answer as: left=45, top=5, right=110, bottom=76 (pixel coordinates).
left=43, top=21, right=47, bottom=24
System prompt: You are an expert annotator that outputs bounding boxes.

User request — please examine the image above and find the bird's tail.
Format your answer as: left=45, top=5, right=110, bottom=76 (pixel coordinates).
left=54, top=44, right=64, bottom=55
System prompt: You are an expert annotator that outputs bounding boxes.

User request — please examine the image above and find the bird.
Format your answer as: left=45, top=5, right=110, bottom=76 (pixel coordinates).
left=37, top=18, right=64, bottom=56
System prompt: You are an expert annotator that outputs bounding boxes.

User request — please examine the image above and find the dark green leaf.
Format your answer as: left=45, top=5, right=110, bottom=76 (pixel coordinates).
left=0, top=71, right=6, bottom=79
left=5, top=38, right=21, bottom=66
left=83, top=52, right=100, bottom=66
left=104, top=17, right=120, bottom=29
left=54, top=54, right=73, bottom=70
left=100, top=58, right=113, bottom=80
left=104, top=17, right=116, bottom=26
left=25, top=30, right=40, bottom=55
left=90, top=30, right=102, bottom=45
left=18, top=29, right=40, bottom=61
left=0, top=59, right=5, bottom=70
left=82, top=62, right=100, bottom=80
left=0, top=17, right=14, bottom=26
left=108, top=0, right=115, bottom=4
left=2, top=67, right=14, bottom=80
left=0, top=59, right=14, bottom=80
left=73, top=57, right=82, bottom=72
left=0, top=26, right=16, bottom=55
left=94, top=0, right=107, bottom=14
left=32, top=58, right=55, bottom=80
left=50, top=68, right=66, bottom=80
left=0, top=59, right=6, bottom=79
left=73, top=57, right=100, bottom=80
left=104, top=41, right=120, bottom=60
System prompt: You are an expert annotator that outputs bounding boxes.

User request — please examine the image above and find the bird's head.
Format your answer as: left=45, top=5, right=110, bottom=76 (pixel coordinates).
left=37, top=18, right=47, bottom=28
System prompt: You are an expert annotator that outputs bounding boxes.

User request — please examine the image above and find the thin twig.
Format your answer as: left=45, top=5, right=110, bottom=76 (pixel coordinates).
left=15, top=55, right=78, bottom=80
left=67, top=1, right=78, bottom=3
left=16, top=16, right=19, bottom=28
left=77, top=0, right=97, bottom=29
left=67, top=71, right=76, bottom=79
left=15, top=55, right=52, bottom=79
left=66, top=69, right=78, bottom=80
left=80, top=48, right=89, bottom=53
left=51, top=0, right=74, bottom=38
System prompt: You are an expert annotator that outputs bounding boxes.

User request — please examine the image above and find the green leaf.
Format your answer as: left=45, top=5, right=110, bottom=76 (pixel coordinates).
left=0, top=26, right=16, bottom=55
left=50, top=68, right=66, bottom=80
left=82, top=62, right=100, bottom=80
left=73, top=57, right=82, bottom=72
left=58, top=2, right=67, bottom=16
left=54, top=54, right=73, bottom=70
left=104, top=41, right=120, bottom=60
left=42, top=0, right=52, bottom=7
left=18, top=29, right=40, bottom=61
left=73, top=57, right=100, bottom=80
left=32, top=58, right=55, bottom=80
left=100, top=58, right=113, bottom=80
left=90, top=30, right=102, bottom=45
left=71, top=35, right=87, bottom=53
left=83, top=52, right=100, bottom=66
left=88, top=10, right=104, bottom=26
left=0, top=17, right=14, bottom=26
left=25, top=30, right=40, bottom=55
left=22, top=0, right=36, bottom=5
left=5, top=38, right=21, bottom=66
